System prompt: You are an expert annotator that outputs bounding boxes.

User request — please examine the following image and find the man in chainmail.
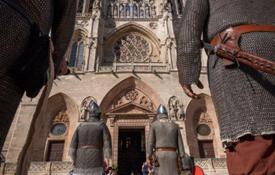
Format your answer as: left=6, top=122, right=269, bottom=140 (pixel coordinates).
left=147, top=105, right=192, bottom=175
left=177, top=0, right=275, bottom=174
left=69, top=100, right=112, bottom=175
left=0, top=0, right=76, bottom=152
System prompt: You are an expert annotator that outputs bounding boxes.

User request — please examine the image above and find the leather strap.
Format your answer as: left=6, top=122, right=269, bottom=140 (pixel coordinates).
left=210, top=24, right=275, bottom=69
left=211, top=24, right=275, bottom=47
left=157, top=147, right=177, bottom=152
left=79, top=145, right=101, bottom=149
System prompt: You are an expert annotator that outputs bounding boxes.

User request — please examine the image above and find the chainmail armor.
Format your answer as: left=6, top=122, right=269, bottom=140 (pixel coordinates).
left=147, top=120, right=191, bottom=173
left=69, top=121, right=112, bottom=174
left=177, top=0, right=275, bottom=142
left=0, top=0, right=76, bottom=151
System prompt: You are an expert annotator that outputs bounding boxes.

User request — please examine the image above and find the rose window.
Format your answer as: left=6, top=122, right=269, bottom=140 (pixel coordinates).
left=113, top=34, right=151, bottom=63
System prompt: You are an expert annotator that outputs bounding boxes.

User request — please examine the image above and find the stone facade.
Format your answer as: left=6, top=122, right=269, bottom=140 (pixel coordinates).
left=1, top=0, right=228, bottom=174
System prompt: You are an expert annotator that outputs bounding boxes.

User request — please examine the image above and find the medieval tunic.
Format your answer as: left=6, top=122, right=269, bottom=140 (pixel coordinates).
left=69, top=119, right=112, bottom=175
left=147, top=119, right=187, bottom=175
left=0, top=0, right=76, bottom=151
left=177, top=0, right=275, bottom=143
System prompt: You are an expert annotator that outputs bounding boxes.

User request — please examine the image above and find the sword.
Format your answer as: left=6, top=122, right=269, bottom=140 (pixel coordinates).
left=202, top=41, right=275, bottom=75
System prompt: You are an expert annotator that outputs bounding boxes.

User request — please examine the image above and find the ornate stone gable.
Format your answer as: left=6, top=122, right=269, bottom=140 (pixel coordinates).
left=109, top=88, right=154, bottom=113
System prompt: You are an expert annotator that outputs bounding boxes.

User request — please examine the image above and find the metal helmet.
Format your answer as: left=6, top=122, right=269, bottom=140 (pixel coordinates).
left=156, top=104, right=168, bottom=119
left=87, top=101, right=101, bottom=120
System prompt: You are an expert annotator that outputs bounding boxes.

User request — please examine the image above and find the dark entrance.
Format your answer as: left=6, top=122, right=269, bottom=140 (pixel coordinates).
left=198, top=140, right=215, bottom=158
left=118, top=128, right=146, bottom=175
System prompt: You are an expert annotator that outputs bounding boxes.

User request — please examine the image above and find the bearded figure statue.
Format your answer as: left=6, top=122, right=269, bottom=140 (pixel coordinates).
left=147, top=105, right=192, bottom=175
left=69, top=101, right=112, bottom=175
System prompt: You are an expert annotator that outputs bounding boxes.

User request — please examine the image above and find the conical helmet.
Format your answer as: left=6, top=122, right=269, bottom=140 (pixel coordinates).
left=156, top=104, right=168, bottom=119
left=157, top=104, right=168, bottom=115
left=87, top=101, right=101, bottom=119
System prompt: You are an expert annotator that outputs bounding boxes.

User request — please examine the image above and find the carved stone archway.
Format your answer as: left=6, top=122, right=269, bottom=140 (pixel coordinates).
left=185, top=94, right=225, bottom=158
left=100, top=76, right=161, bottom=166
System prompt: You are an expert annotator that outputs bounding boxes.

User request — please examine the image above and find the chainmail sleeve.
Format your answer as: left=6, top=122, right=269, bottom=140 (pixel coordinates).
left=146, top=125, right=156, bottom=159
left=102, top=124, right=112, bottom=159
left=176, top=0, right=209, bottom=85
left=51, top=0, right=77, bottom=72
left=69, top=126, right=79, bottom=163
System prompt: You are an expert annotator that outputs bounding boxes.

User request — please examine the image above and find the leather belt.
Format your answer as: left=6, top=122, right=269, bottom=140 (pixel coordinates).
left=157, top=147, right=177, bottom=152
left=208, top=24, right=275, bottom=75
left=79, top=145, right=101, bottom=149
left=211, top=24, right=275, bottom=46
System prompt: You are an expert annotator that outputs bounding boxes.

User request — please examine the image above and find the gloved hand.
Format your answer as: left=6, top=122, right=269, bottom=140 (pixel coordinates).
left=181, top=154, right=194, bottom=171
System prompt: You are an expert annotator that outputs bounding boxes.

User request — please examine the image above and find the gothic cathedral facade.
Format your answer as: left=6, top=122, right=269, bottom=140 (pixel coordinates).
left=1, top=0, right=228, bottom=174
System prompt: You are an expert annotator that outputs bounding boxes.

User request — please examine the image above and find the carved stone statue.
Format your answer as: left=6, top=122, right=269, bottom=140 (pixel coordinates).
left=147, top=105, right=192, bottom=175
left=168, top=96, right=185, bottom=121
left=69, top=101, right=112, bottom=175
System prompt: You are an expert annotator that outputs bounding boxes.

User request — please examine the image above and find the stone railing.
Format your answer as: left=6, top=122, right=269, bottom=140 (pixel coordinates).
left=194, top=158, right=228, bottom=175
left=98, top=64, right=169, bottom=73
left=0, top=158, right=228, bottom=175
left=28, top=162, right=72, bottom=175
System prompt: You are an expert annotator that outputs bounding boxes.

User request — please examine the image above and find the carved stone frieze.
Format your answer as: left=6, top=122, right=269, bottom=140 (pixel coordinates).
left=106, top=0, right=157, bottom=19
left=112, top=89, right=154, bottom=112
left=140, top=96, right=154, bottom=111
left=125, top=90, right=139, bottom=101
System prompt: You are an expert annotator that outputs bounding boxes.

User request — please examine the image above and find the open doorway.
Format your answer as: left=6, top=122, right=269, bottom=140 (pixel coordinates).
left=118, top=128, right=146, bottom=175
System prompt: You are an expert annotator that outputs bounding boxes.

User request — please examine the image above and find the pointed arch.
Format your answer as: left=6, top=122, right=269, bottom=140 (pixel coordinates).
left=67, top=29, right=88, bottom=70
left=100, top=76, right=162, bottom=116
left=185, top=94, right=224, bottom=158
left=30, top=93, right=79, bottom=161
left=104, top=23, right=160, bottom=47
left=102, top=23, right=161, bottom=64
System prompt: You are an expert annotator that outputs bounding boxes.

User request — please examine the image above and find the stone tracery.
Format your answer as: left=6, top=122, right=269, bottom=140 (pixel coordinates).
left=113, top=33, right=151, bottom=63
left=106, top=0, right=157, bottom=18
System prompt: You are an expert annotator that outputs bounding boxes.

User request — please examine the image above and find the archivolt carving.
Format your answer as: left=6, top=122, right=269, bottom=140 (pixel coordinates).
left=168, top=96, right=185, bottom=121
left=112, top=89, right=154, bottom=111
left=125, top=90, right=139, bottom=101
left=140, top=96, right=154, bottom=111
